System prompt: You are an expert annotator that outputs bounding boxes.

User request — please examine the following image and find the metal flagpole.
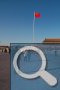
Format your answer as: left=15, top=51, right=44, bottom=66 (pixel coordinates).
left=33, top=12, right=35, bottom=43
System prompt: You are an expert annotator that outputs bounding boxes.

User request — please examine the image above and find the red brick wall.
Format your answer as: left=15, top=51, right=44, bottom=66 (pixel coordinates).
left=0, top=53, right=10, bottom=90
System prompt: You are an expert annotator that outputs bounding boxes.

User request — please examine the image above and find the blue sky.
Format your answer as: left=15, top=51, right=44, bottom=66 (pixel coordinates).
left=0, top=0, right=60, bottom=43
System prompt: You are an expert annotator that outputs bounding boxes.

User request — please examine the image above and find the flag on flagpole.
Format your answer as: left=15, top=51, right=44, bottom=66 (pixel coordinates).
left=33, top=12, right=41, bottom=42
left=34, top=12, right=41, bottom=18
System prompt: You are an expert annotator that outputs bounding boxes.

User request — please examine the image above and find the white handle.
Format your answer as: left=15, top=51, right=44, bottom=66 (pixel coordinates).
left=39, top=70, right=57, bottom=86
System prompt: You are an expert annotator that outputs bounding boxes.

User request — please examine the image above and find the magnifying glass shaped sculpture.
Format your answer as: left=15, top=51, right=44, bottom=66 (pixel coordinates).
left=13, top=46, right=57, bottom=86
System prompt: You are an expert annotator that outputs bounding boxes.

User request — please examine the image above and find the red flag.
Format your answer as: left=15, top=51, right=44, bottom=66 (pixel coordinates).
left=34, top=12, right=41, bottom=18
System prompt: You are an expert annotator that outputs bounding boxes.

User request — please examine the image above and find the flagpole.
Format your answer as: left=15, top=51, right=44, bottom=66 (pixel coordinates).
left=33, top=12, right=35, bottom=43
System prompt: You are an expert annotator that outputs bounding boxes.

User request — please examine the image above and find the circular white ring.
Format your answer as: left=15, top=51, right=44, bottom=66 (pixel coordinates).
left=13, top=46, right=46, bottom=79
